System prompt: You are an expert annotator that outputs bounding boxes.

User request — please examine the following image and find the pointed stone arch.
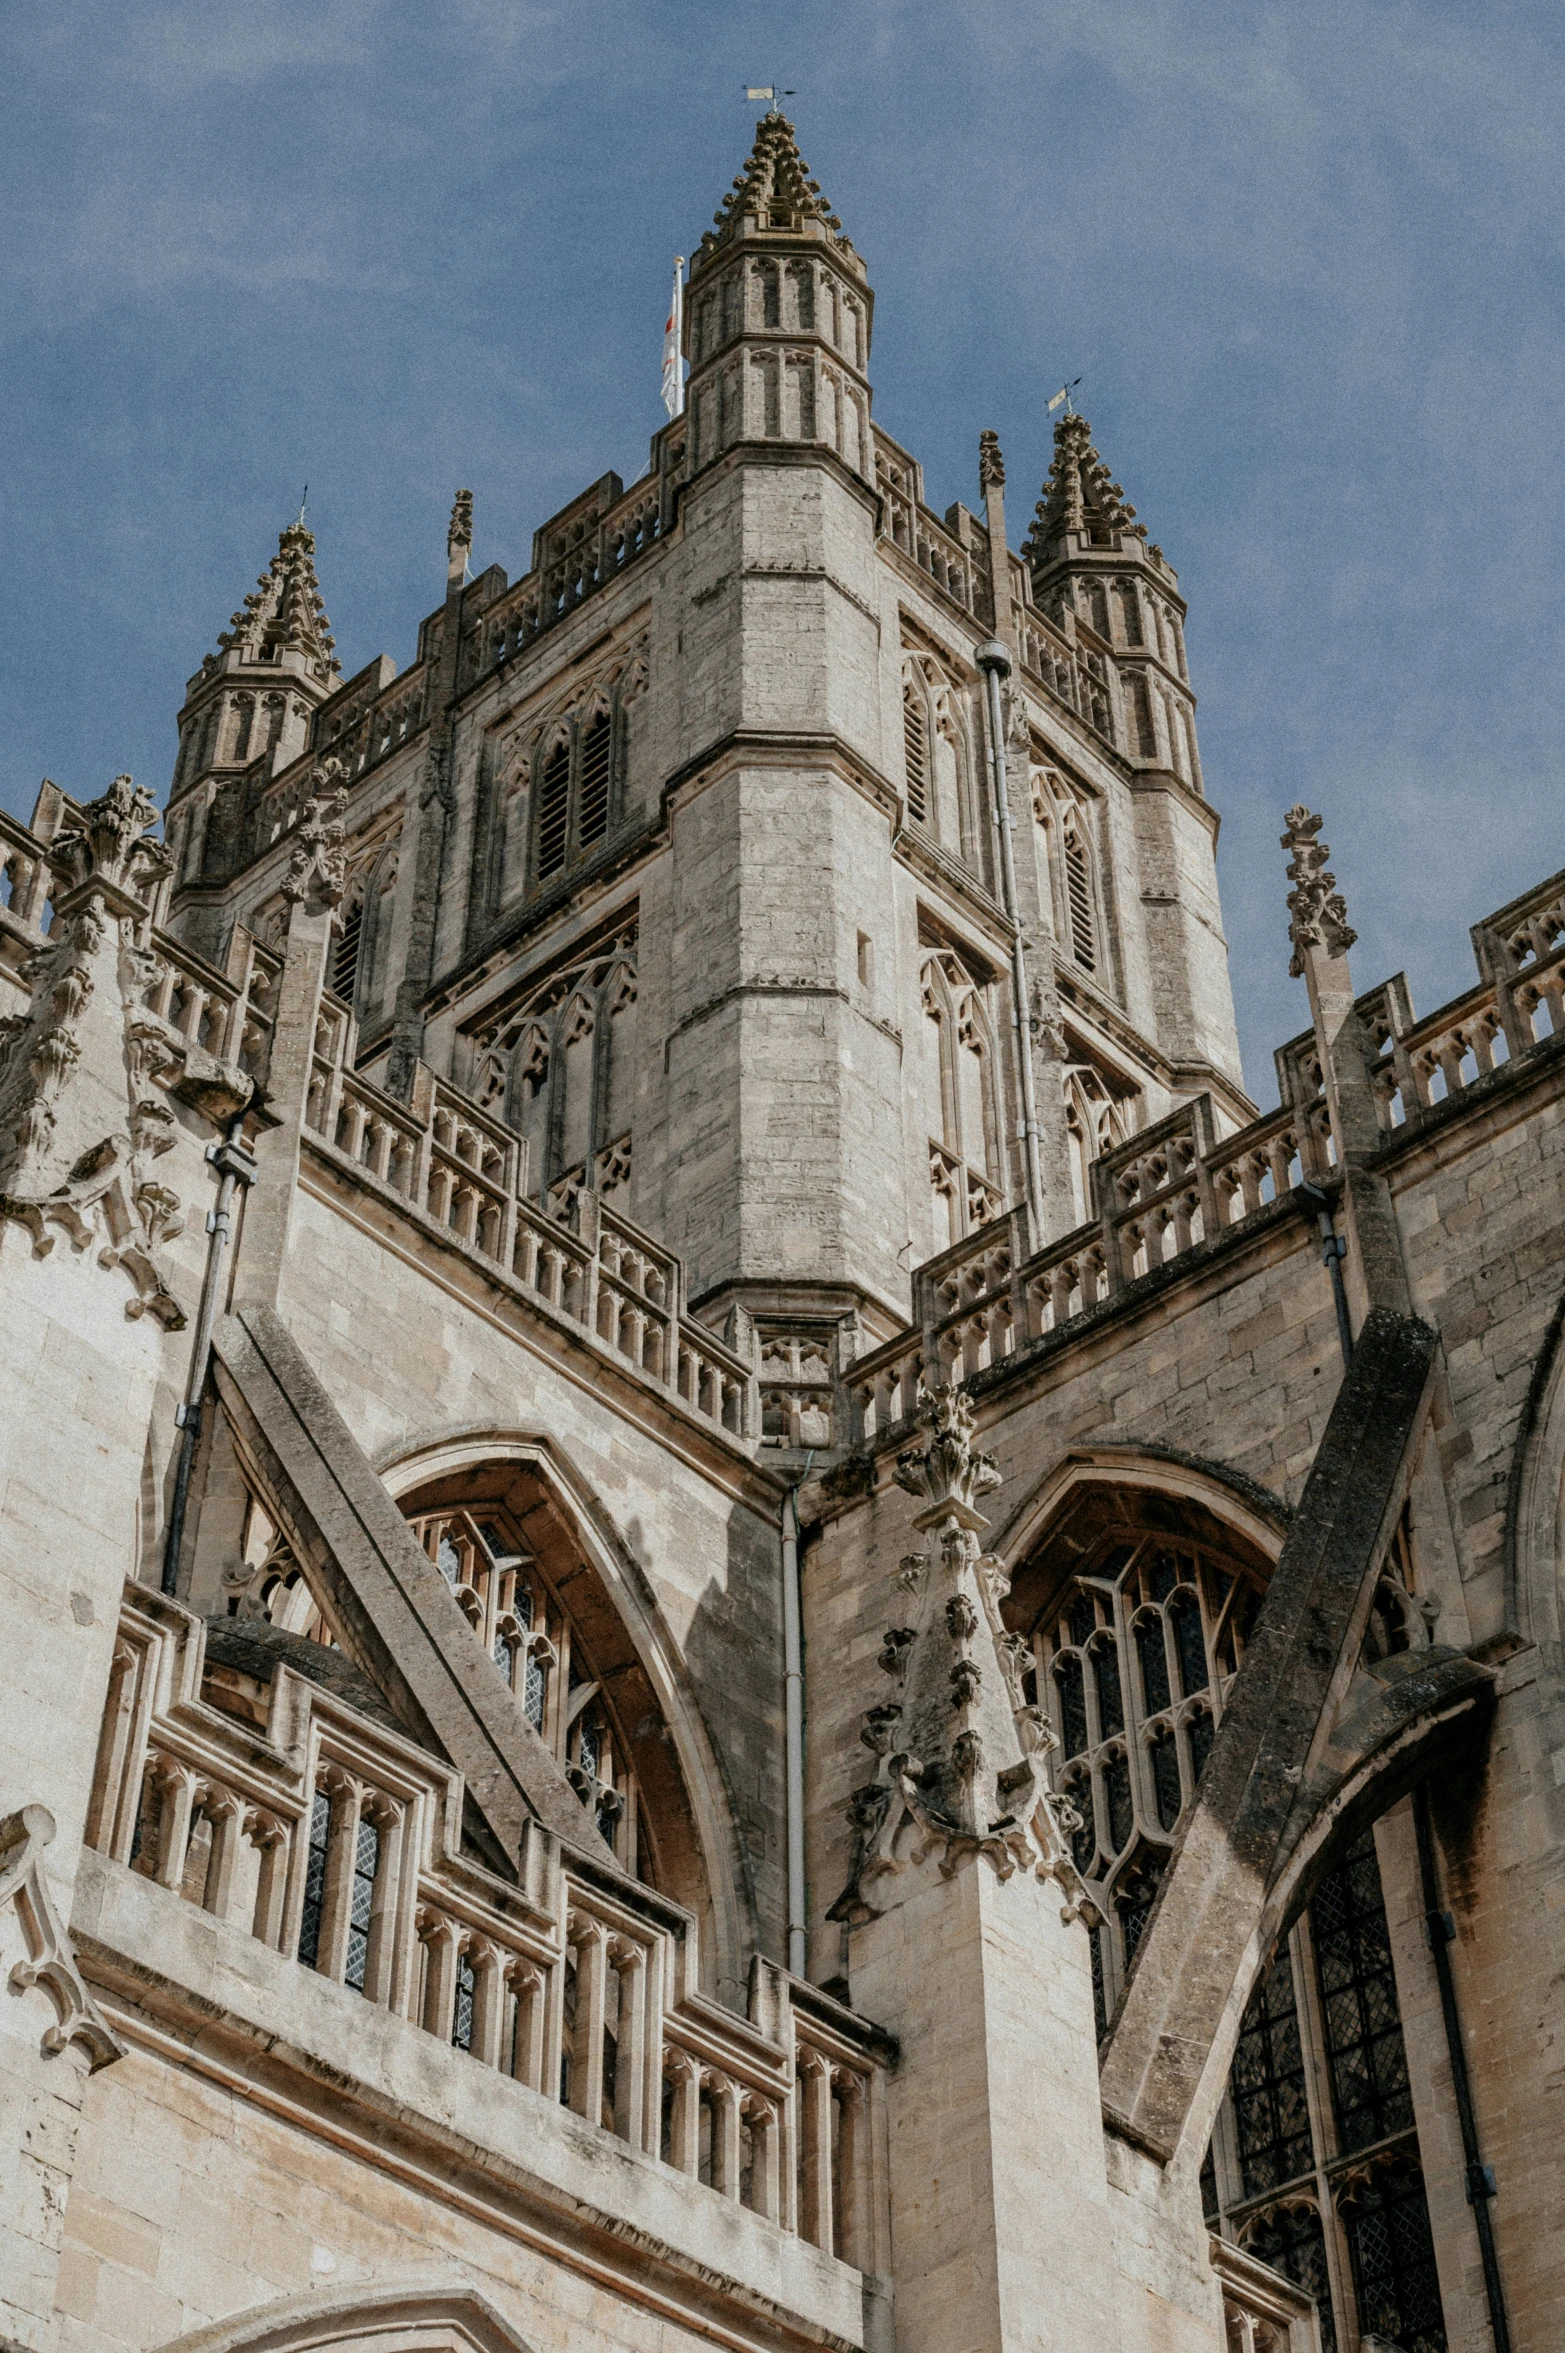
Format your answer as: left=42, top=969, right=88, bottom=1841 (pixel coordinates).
left=379, top=1432, right=754, bottom=2001
left=152, top=2283, right=537, bottom=2353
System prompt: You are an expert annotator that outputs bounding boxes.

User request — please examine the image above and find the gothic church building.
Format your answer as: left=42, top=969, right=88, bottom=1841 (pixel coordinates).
left=3, top=113, right=1563, bottom=2353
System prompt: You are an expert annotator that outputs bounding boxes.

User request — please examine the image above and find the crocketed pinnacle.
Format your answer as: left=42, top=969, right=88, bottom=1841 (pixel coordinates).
left=217, top=521, right=340, bottom=684
left=1022, top=410, right=1148, bottom=564
left=697, top=114, right=851, bottom=260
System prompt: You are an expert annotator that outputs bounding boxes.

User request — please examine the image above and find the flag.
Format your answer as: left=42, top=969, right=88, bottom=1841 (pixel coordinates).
left=661, top=257, right=685, bottom=420
left=1047, top=388, right=1068, bottom=412
left=746, top=85, right=775, bottom=100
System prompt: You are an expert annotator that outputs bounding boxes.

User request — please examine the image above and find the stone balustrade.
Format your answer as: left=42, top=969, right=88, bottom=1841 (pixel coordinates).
left=873, top=428, right=977, bottom=614
left=848, top=864, right=1565, bottom=1442
left=304, top=993, right=757, bottom=1441
left=88, top=1585, right=887, bottom=2269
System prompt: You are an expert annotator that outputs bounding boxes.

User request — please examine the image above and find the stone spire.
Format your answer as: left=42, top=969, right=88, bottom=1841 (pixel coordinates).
left=217, top=519, right=340, bottom=686
left=1022, top=408, right=1148, bottom=567
left=697, top=111, right=853, bottom=260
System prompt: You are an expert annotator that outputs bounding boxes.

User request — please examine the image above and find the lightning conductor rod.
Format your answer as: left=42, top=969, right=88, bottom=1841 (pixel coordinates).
left=781, top=1451, right=816, bottom=1978
left=977, top=636, right=1047, bottom=1244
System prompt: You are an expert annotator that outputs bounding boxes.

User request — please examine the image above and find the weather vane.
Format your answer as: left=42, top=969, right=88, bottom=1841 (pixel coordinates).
left=1047, top=379, right=1083, bottom=418
left=745, top=83, right=796, bottom=114
left=295, top=485, right=309, bottom=528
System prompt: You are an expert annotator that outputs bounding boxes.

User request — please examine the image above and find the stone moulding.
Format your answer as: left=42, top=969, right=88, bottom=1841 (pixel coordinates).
left=0, top=1803, right=123, bottom=2071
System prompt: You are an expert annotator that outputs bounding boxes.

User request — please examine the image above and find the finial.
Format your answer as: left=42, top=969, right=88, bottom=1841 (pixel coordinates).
left=1281, top=805, right=1357, bottom=977
left=447, top=489, right=474, bottom=585
left=978, top=430, right=1005, bottom=492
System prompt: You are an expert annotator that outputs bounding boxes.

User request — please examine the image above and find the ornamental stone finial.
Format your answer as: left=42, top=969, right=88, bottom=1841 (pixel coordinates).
left=831, top=1382, right=1095, bottom=1927
left=282, top=759, right=349, bottom=911
left=978, top=429, right=1005, bottom=491
left=49, top=774, right=170, bottom=906
left=448, top=488, right=474, bottom=561
left=1282, top=803, right=1357, bottom=979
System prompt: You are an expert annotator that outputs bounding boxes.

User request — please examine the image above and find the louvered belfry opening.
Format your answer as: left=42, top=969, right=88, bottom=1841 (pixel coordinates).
left=903, top=685, right=929, bottom=823
left=536, top=740, right=571, bottom=877
left=1064, top=826, right=1096, bottom=971
left=577, top=711, right=613, bottom=847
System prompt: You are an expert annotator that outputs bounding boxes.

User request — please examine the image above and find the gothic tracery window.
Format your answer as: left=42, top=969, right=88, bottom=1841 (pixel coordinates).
left=518, top=659, right=643, bottom=894
left=1204, top=1831, right=1448, bottom=2353
left=464, top=920, right=638, bottom=1210
left=901, top=655, right=984, bottom=876
left=1007, top=1490, right=1273, bottom=2020
left=919, top=938, right=1004, bottom=1251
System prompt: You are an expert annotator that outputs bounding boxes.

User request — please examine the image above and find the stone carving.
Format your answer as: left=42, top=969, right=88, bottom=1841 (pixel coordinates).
left=832, top=1383, right=1097, bottom=1924
left=1024, top=409, right=1148, bottom=565
left=0, top=776, right=187, bottom=1322
left=218, top=517, right=339, bottom=684
left=978, top=429, right=1005, bottom=491
left=448, top=488, right=474, bottom=561
left=0, top=1805, right=122, bottom=2070
left=1282, top=804, right=1358, bottom=976
left=700, top=112, right=844, bottom=253
left=282, top=760, right=349, bottom=912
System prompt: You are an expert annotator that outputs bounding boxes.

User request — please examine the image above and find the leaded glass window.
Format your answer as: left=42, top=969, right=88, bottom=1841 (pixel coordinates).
left=452, top=1947, right=476, bottom=2051
left=1203, top=1828, right=1446, bottom=2353
left=1136, top=1614, right=1171, bottom=1715
left=343, top=1814, right=379, bottom=1994
left=1343, top=2158, right=1446, bottom=2352
left=1020, top=1512, right=1270, bottom=2006
left=1092, top=1640, right=1125, bottom=1738
left=297, top=1788, right=330, bottom=1968
left=403, top=1486, right=670, bottom=1897
left=523, top=1648, right=547, bottom=1730
left=1312, top=1833, right=1415, bottom=2154
left=1231, top=1944, right=1312, bottom=2197
left=1148, top=1728, right=1182, bottom=1830
left=1056, top=1654, right=1088, bottom=1757
left=1245, top=2204, right=1337, bottom=2353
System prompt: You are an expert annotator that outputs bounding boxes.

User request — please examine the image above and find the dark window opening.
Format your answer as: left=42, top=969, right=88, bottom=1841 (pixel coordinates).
left=578, top=712, right=612, bottom=846
left=536, top=741, right=571, bottom=877
left=297, top=1787, right=331, bottom=1968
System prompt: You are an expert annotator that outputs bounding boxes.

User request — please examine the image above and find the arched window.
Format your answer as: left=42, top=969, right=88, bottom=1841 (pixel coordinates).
left=396, top=1455, right=722, bottom=1975
left=1063, top=1054, right=1137, bottom=1226
left=1203, top=1832, right=1447, bottom=2353
left=1062, top=813, right=1097, bottom=972
left=903, top=677, right=930, bottom=824
left=931, top=698, right=967, bottom=858
left=469, top=922, right=638, bottom=1208
left=1007, top=1486, right=1274, bottom=2011
left=331, top=881, right=365, bottom=1006
left=920, top=942, right=1004, bottom=1250
left=1124, top=671, right=1158, bottom=760
left=577, top=709, right=613, bottom=847
left=535, top=738, right=571, bottom=878
left=1116, top=581, right=1143, bottom=645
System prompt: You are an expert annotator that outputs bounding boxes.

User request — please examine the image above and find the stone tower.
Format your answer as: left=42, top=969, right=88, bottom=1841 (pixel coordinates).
left=5, top=108, right=1557, bottom=2353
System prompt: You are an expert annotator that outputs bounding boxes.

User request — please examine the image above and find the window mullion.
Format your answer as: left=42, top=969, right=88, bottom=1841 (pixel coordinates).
left=1294, top=1912, right=1357, bottom=2353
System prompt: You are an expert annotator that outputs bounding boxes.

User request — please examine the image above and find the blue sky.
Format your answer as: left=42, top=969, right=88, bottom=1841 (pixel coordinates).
left=4, top=1, right=1561, bottom=1099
